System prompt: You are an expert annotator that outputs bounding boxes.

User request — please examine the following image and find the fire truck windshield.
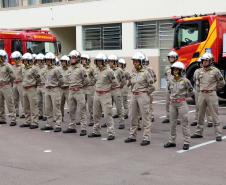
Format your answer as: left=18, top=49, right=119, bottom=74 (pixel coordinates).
left=174, top=20, right=209, bottom=49
left=26, top=41, right=57, bottom=55
left=174, top=23, right=199, bottom=48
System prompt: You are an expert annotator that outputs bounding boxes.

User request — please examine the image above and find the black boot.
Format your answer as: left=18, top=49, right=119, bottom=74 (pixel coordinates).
left=207, top=122, right=213, bottom=127
left=216, top=136, right=222, bottom=142
left=40, top=126, right=53, bottom=131
left=124, top=138, right=136, bottom=143
left=162, top=118, right=170, bottom=123
left=118, top=124, right=125, bottom=129
left=42, top=117, right=47, bottom=121
left=80, top=130, right=87, bottom=136
left=113, top=115, right=119, bottom=119
left=164, top=142, right=176, bottom=148
left=76, top=122, right=81, bottom=125
left=191, top=134, right=203, bottom=138
left=39, top=116, right=43, bottom=120
left=30, top=124, right=38, bottom=129
left=140, top=140, right=150, bottom=146
left=124, top=114, right=128, bottom=119
left=107, top=135, right=115, bottom=140
left=191, top=121, right=197, bottom=126
left=88, top=122, right=94, bottom=127
left=63, top=128, right=77, bottom=133
left=20, top=115, right=25, bottom=119
left=183, top=144, right=189, bottom=150
left=0, top=121, right=7, bottom=124
left=88, top=133, right=101, bottom=138
left=9, top=122, right=17, bottom=127
left=54, top=127, right=62, bottom=132
left=20, top=123, right=30, bottom=128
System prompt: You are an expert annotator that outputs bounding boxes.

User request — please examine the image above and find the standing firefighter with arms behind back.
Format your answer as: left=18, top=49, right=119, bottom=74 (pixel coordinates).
left=162, top=51, right=178, bottom=123
left=163, top=61, right=193, bottom=150
left=20, top=53, right=40, bottom=129
left=41, top=52, right=64, bottom=132
left=124, top=52, right=154, bottom=146
left=88, top=53, right=116, bottom=140
left=0, top=49, right=17, bottom=126
left=191, top=52, right=225, bottom=141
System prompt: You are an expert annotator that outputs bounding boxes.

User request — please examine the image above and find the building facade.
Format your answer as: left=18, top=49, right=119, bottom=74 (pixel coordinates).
left=0, top=0, right=225, bottom=88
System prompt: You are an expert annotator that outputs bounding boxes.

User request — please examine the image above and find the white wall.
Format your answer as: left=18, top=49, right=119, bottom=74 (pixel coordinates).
left=0, top=0, right=225, bottom=29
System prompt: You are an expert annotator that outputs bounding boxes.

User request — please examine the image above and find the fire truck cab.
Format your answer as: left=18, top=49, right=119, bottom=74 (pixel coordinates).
left=173, top=14, right=226, bottom=99
left=0, top=29, right=61, bottom=63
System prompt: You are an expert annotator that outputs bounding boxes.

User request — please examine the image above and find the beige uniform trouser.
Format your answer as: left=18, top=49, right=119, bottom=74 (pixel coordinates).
left=93, top=92, right=115, bottom=136
left=112, top=88, right=124, bottom=124
left=195, top=91, right=222, bottom=137
left=0, top=85, right=16, bottom=122
left=45, top=87, right=62, bottom=128
left=13, top=82, right=24, bottom=115
left=166, top=90, right=170, bottom=119
left=68, top=89, right=87, bottom=130
left=194, top=91, right=212, bottom=123
left=23, top=87, right=39, bottom=125
left=129, top=92, right=151, bottom=141
left=37, top=85, right=45, bottom=117
left=122, top=86, right=129, bottom=116
left=149, top=94, right=154, bottom=117
left=85, top=88, right=94, bottom=124
left=169, top=101, right=190, bottom=144
left=61, top=88, right=69, bottom=118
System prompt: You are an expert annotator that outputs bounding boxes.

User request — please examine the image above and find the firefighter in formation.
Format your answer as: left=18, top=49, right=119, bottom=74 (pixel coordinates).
left=0, top=48, right=225, bottom=150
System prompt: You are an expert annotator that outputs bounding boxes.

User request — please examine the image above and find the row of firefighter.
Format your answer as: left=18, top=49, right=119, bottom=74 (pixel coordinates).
left=0, top=49, right=225, bottom=150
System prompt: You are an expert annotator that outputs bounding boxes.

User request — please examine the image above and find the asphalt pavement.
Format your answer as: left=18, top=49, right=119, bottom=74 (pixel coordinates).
left=0, top=91, right=226, bottom=185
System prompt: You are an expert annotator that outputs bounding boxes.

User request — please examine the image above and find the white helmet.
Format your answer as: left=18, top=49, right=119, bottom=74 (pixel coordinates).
left=60, top=55, right=70, bottom=62
left=108, top=54, right=118, bottom=61
left=167, top=51, right=178, bottom=58
left=81, top=54, right=90, bottom=60
left=11, top=51, right=22, bottom=59
left=201, top=52, right=213, bottom=60
left=0, top=49, right=7, bottom=57
left=32, top=54, right=37, bottom=60
left=171, top=61, right=185, bottom=70
left=118, top=58, right=126, bottom=65
left=69, top=50, right=81, bottom=58
left=45, top=52, right=55, bottom=60
left=22, top=53, right=33, bottom=61
left=35, top=53, right=45, bottom=60
left=132, top=52, right=145, bottom=62
left=94, top=53, right=107, bottom=65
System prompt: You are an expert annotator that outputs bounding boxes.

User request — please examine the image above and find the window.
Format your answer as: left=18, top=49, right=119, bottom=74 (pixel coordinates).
left=11, top=40, right=22, bottom=54
left=2, top=0, right=19, bottom=8
left=83, top=24, right=122, bottom=50
left=26, top=41, right=57, bottom=55
left=41, top=0, right=62, bottom=4
left=0, top=40, right=4, bottom=50
left=136, top=21, right=158, bottom=48
left=28, top=0, right=39, bottom=5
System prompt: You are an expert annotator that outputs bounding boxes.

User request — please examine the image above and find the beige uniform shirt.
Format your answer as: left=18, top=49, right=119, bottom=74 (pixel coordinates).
left=195, top=66, right=225, bottom=91
left=165, top=65, right=173, bottom=82
left=68, top=64, right=89, bottom=88
left=95, top=67, right=118, bottom=92
left=130, top=68, right=154, bottom=93
left=0, top=63, right=15, bottom=84
left=61, top=67, right=71, bottom=87
left=112, top=67, right=126, bottom=88
left=45, top=66, right=63, bottom=87
left=38, top=65, right=47, bottom=86
left=168, top=77, right=193, bottom=100
left=22, top=66, right=40, bottom=87
left=144, top=66, right=157, bottom=83
left=84, top=65, right=96, bottom=87
left=12, top=64, right=24, bottom=82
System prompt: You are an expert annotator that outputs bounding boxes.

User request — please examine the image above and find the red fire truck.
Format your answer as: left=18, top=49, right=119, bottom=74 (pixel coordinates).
left=0, top=29, right=61, bottom=64
left=172, top=14, right=226, bottom=99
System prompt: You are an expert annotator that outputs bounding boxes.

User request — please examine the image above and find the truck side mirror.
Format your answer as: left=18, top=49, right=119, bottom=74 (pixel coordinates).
left=57, top=41, right=62, bottom=54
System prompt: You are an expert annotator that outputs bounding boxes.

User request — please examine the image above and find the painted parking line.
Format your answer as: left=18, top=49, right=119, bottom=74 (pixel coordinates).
left=177, top=136, right=226, bottom=154
left=43, top=149, right=52, bottom=153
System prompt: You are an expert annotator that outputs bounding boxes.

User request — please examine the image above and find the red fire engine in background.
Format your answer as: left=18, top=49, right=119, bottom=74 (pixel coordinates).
left=0, top=29, right=61, bottom=64
left=172, top=14, right=226, bottom=99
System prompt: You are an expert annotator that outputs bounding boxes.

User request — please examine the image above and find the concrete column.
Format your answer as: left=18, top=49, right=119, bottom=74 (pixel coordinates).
left=76, top=25, right=82, bottom=51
